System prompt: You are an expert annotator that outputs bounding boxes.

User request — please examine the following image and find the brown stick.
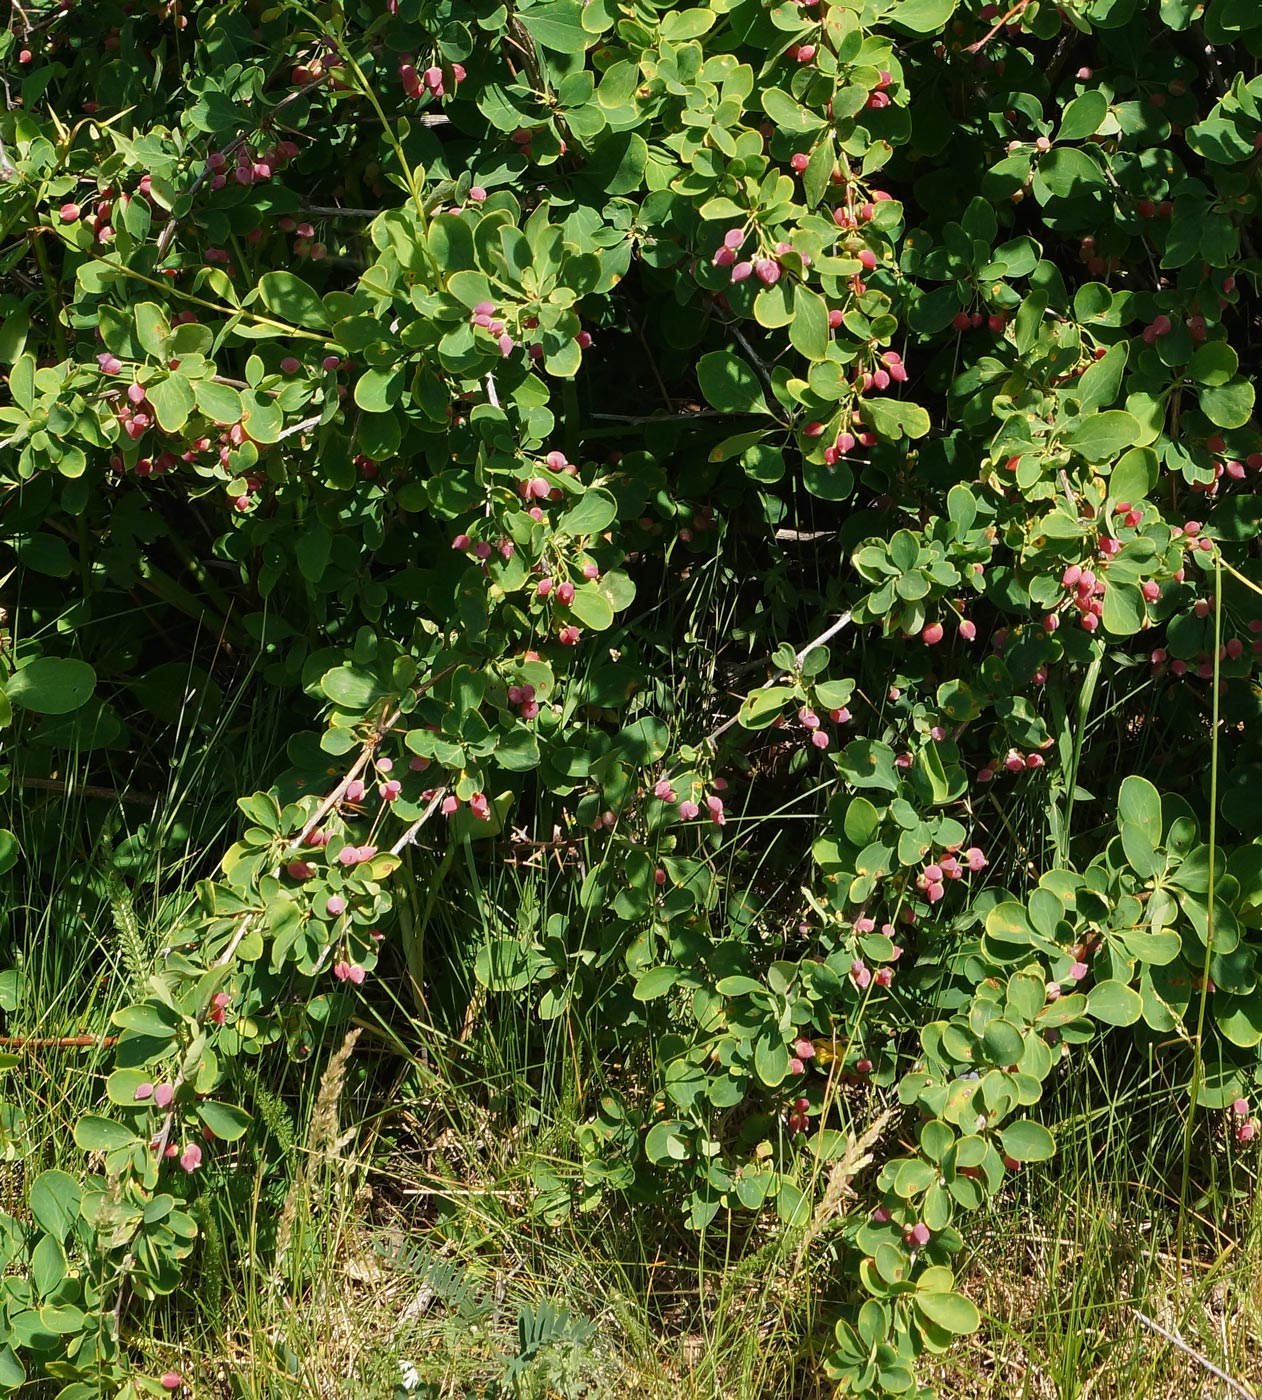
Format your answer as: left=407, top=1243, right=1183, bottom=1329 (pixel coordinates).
left=0, top=1035, right=118, bottom=1049
left=964, top=0, right=1031, bottom=53
left=16, top=777, right=154, bottom=805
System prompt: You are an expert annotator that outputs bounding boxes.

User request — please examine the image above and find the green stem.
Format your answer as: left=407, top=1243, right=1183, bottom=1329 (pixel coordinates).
left=86, top=249, right=328, bottom=340
left=1177, top=556, right=1223, bottom=1260
left=1059, top=650, right=1101, bottom=868
left=289, top=3, right=428, bottom=228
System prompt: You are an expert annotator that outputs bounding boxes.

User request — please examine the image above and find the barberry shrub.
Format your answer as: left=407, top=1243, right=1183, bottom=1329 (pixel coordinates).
left=3, top=0, right=1262, bottom=1393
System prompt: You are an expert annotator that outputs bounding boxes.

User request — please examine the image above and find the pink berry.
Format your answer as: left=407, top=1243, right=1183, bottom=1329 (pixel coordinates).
left=922, top=622, right=944, bottom=646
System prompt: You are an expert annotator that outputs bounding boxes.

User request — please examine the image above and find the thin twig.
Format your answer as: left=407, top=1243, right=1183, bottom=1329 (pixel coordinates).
left=17, top=776, right=154, bottom=805
left=963, top=0, right=1030, bottom=54
left=275, top=412, right=324, bottom=442
left=726, top=318, right=778, bottom=405
left=0, top=1035, right=118, bottom=1049
left=1132, top=1310, right=1256, bottom=1399
left=390, top=788, right=447, bottom=856
left=588, top=409, right=757, bottom=424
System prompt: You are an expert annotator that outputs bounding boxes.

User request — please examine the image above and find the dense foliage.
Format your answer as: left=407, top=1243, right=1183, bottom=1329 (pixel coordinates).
left=3, top=0, right=1262, bottom=1392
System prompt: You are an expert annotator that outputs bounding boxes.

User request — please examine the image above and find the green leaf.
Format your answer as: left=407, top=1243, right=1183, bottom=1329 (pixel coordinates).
left=843, top=796, right=880, bottom=846
left=564, top=488, right=618, bottom=537
left=193, top=378, right=243, bottom=425
left=474, top=938, right=542, bottom=992
left=1087, top=979, right=1143, bottom=1026
left=6, top=657, right=96, bottom=715
left=1109, top=446, right=1158, bottom=502
left=761, top=88, right=823, bottom=134
left=1200, top=377, right=1255, bottom=429
left=986, top=902, right=1034, bottom=946
left=615, top=715, right=669, bottom=762
left=776, top=1180, right=812, bottom=1227
left=1038, top=147, right=1107, bottom=198
left=1118, top=774, right=1162, bottom=845
left=644, top=1119, right=690, bottom=1162
left=1101, top=580, right=1145, bottom=636
left=320, top=665, right=384, bottom=711
left=803, top=136, right=835, bottom=210
left=838, top=739, right=899, bottom=793
left=13, top=533, right=73, bottom=578
left=0, top=1346, right=23, bottom=1390
left=998, top=1119, right=1056, bottom=1162
left=517, top=0, right=590, bottom=53
left=113, top=1001, right=181, bottom=1036
left=740, top=686, right=795, bottom=729
left=584, top=131, right=647, bottom=195
left=659, top=7, right=715, bottom=39
left=354, top=366, right=403, bottom=413
left=789, top=285, right=829, bottom=361
left=633, top=965, right=679, bottom=1001
left=566, top=583, right=615, bottom=630
left=863, top=397, right=931, bottom=440
left=1058, top=91, right=1109, bottom=141
left=754, top=1032, right=790, bottom=1086
left=197, top=1100, right=252, bottom=1142
left=1063, top=411, right=1142, bottom=461
left=147, top=373, right=195, bottom=433
left=494, top=727, right=541, bottom=772
left=106, top=1068, right=158, bottom=1105
left=73, top=1115, right=138, bottom=1152
left=257, top=271, right=329, bottom=329
left=887, top=0, right=958, bottom=30
left=914, top=1289, right=980, bottom=1335
left=1187, top=341, right=1238, bottom=386
left=803, top=456, right=854, bottom=500
left=1073, top=282, right=1113, bottom=320
left=28, top=1171, right=80, bottom=1241
left=133, top=301, right=170, bottom=357
left=696, top=350, right=770, bottom=415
